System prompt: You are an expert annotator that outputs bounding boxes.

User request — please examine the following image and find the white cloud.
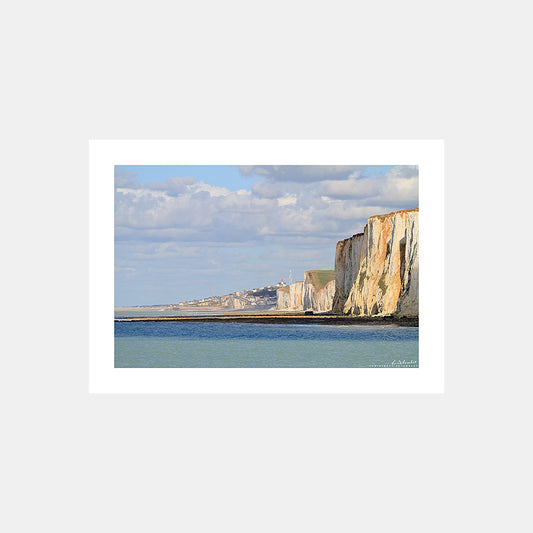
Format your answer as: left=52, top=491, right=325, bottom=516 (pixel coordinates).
left=115, top=165, right=419, bottom=302
left=251, top=179, right=288, bottom=198
left=145, top=176, right=196, bottom=196
left=319, top=177, right=381, bottom=198
left=239, top=165, right=361, bottom=182
left=190, top=182, right=232, bottom=197
left=116, top=166, right=418, bottom=244
left=116, top=187, right=168, bottom=199
left=318, top=165, right=419, bottom=206
left=277, top=195, right=297, bottom=207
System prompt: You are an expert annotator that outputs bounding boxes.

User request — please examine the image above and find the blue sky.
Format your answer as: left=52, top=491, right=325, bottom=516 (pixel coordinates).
left=115, top=165, right=418, bottom=306
left=118, top=165, right=263, bottom=191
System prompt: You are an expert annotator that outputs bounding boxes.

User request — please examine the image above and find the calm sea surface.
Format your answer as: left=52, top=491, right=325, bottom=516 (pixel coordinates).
left=115, top=322, right=419, bottom=368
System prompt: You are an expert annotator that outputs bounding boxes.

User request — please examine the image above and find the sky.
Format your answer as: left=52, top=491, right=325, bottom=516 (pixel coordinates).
left=115, top=165, right=419, bottom=306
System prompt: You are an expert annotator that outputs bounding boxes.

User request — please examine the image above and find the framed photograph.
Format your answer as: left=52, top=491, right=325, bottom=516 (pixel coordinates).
left=89, top=140, right=444, bottom=393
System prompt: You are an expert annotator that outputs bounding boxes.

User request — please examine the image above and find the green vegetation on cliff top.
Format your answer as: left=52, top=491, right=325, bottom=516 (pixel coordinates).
left=306, top=270, right=335, bottom=291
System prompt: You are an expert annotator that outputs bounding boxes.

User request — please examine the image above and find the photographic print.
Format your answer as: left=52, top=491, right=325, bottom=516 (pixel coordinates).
left=114, top=164, right=419, bottom=368
left=89, top=140, right=443, bottom=393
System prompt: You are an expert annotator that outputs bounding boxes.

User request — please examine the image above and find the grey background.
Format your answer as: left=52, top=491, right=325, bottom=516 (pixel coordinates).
left=2, top=1, right=530, bottom=532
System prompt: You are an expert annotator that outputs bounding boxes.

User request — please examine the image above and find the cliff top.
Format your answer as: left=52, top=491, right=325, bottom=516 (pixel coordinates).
left=305, top=270, right=335, bottom=291
left=369, top=207, right=419, bottom=221
left=277, top=286, right=290, bottom=293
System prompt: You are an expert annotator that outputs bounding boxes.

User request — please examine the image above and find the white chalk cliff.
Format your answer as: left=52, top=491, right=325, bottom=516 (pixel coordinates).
left=277, top=271, right=335, bottom=312
left=331, top=232, right=364, bottom=314
left=333, top=208, right=419, bottom=316
left=302, top=271, right=335, bottom=312
left=276, top=281, right=303, bottom=311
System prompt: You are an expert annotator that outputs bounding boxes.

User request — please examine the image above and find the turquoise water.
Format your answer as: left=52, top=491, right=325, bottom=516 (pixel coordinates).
left=115, top=322, right=418, bottom=368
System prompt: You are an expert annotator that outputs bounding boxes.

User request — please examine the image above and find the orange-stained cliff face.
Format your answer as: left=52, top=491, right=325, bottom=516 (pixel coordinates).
left=333, top=208, right=418, bottom=316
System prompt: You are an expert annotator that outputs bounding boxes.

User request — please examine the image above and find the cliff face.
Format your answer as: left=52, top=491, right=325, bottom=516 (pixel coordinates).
left=333, top=208, right=419, bottom=316
left=302, top=270, right=335, bottom=312
left=276, top=281, right=303, bottom=310
left=276, top=272, right=335, bottom=312
left=276, top=286, right=290, bottom=310
left=331, top=233, right=364, bottom=313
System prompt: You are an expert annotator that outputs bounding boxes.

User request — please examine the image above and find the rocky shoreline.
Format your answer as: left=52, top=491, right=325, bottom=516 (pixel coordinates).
left=115, top=313, right=418, bottom=326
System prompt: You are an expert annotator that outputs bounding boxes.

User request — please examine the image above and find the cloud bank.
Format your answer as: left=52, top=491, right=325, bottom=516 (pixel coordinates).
left=115, top=165, right=418, bottom=305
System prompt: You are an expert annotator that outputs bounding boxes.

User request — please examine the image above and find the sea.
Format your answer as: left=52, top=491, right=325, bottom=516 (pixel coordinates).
left=114, top=321, right=419, bottom=368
